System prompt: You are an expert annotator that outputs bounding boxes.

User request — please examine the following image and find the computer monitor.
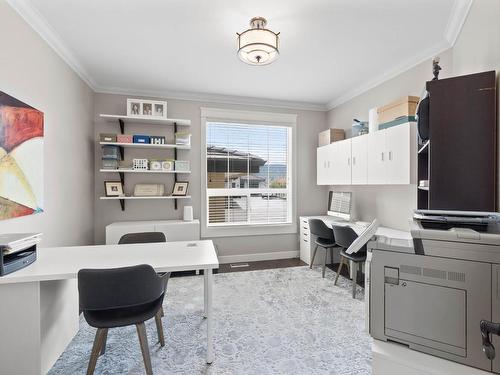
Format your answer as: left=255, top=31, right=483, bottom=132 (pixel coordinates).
left=327, top=191, right=351, bottom=221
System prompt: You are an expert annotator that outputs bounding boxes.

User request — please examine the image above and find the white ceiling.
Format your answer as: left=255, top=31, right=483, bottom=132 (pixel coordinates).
left=9, top=0, right=471, bottom=110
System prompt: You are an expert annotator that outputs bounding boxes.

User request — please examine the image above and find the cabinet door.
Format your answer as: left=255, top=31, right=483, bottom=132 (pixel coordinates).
left=386, top=124, right=411, bottom=184
left=367, top=130, right=387, bottom=184
left=351, top=135, right=367, bottom=184
left=316, top=146, right=329, bottom=185
left=331, top=139, right=351, bottom=185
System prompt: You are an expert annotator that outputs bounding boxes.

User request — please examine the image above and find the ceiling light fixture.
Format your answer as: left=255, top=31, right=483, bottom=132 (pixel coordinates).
left=237, top=17, right=280, bottom=66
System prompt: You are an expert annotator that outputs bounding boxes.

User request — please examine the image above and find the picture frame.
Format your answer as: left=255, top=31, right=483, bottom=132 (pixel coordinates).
left=104, top=181, right=124, bottom=197
left=172, top=181, right=189, bottom=196
left=127, top=98, right=167, bottom=119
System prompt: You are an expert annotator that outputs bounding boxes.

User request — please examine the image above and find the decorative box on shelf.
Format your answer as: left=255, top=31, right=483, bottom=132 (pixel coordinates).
left=117, top=134, right=133, bottom=143
left=175, top=132, right=191, bottom=146
left=133, top=135, right=150, bottom=144
left=150, top=160, right=163, bottom=171
left=175, top=160, right=190, bottom=172
left=101, top=145, right=120, bottom=159
left=133, top=183, right=165, bottom=197
left=150, top=136, right=166, bottom=145
left=100, top=133, right=117, bottom=142
left=102, top=159, right=119, bottom=170
left=162, top=160, right=175, bottom=171
left=133, top=158, right=149, bottom=170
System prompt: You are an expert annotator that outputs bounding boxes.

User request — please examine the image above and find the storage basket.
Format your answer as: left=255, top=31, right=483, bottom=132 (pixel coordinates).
left=150, top=136, right=166, bottom=145
left=102, top=159, right=119, bottom=170
left=101, top=145, right=120, bottom=159
left=133, top=135, right=151, bottom=144
left=175, top=132, right=191, bottom=146
left=100, top=133, right=117, bottom=142
left=133, top=158, right=149, bottom=170
left=175, top=160, right=190, bottom=172
left=116, top=134, right=133, bottom=143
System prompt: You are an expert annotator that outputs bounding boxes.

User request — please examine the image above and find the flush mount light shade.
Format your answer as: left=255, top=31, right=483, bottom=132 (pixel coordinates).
left=237, top=17, right=280, bottom=66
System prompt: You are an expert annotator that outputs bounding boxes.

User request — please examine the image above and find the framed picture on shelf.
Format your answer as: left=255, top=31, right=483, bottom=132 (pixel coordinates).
left=172, top=181, right=189, bottom=196
left=127, top=98, right=167, bottom=119
left=104, top=181, right=124, bottom=197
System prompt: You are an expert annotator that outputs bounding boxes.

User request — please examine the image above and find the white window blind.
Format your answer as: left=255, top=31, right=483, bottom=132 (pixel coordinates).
left=206, top=122, right=292, bottom=226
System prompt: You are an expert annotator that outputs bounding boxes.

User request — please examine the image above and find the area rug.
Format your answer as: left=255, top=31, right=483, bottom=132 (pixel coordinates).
left=48, top=266, right=371, bottom=375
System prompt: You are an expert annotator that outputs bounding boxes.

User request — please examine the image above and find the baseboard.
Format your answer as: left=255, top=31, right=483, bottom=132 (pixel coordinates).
left=218, top=250, right=299, bottom=264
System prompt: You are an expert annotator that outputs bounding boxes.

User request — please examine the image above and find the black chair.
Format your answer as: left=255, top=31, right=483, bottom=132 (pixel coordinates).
left=332, top=225, right=367, bottom=298
left=119, top=232, right=168, bottom=316
left=308, top=219, right=337, bottom=278
left=118, top=232, right=166, bottom=244
left=78, top=265, right=170, bottom=375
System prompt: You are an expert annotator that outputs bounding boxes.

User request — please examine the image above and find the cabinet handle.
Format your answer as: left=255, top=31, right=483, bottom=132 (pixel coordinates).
left=303, top=233, right=308, bottom=236
left=303, top=226, right=307, bottom=229
left=327, top=161, right=331, bottom=168
left=353, top=157, right=356, bottom=165
left=381, top=152, right=384, bottom=161
left=389, top=151, right=392, bottom=161
left=348, top=157, right=350, bottom=166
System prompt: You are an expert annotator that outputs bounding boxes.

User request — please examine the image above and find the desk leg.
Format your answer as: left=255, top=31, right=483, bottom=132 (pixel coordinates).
left=204, top=268, right=214, bottom=364
left=203, top=270, right=208, bottom=318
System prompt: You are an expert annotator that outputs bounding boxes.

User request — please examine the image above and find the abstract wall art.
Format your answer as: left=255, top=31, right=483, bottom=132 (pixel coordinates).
left=0, top=92, right=44, bottom=220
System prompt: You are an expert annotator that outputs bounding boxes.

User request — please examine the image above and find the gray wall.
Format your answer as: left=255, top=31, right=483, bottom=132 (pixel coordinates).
left=325, top=50, right=453, bottom=230
left=94, top=93, right=327, bottom=257
left=325, top=0, right=500, bottom=230
left=0, top=2, right=94, bottom=246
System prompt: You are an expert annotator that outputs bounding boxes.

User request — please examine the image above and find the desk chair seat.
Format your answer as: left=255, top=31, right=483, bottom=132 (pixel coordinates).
left=332, top=225, right=367, bottom=298
left=78, top=265, right=170, bottom=375
left=309, top=219, right=337, bottom=278
left=315, top=237, right=337, bottom=248
left=339, top=249, right=367, bottom=263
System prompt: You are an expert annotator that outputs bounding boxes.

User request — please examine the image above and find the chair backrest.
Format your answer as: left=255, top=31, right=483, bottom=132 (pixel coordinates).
left=118, top=232, right=166, bottom=244
left=332, top=225, right=359, bottom=249
left=309, top=219, right=334, bottom=240
left=78, top=264, right=164, bottom=311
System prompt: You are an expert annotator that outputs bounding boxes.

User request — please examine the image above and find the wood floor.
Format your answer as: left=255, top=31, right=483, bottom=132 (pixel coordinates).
left=172, top=258, right=363, bottom=287
left=218, top=258, right=363, bottom=287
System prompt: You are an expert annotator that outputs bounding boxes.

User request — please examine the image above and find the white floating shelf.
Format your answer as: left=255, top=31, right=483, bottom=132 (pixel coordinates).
left=100, top=114, right=191, bottom=126
left=100, top=196, right=191, bottom=200
left=99, top=169, right=191, bottom=174
left=100, top=142, right=190, bottom=150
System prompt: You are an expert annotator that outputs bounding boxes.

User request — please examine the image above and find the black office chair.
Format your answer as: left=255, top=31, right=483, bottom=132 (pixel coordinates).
left=309, top=219, right=337, bottom=278
left=78, top=265, right=170, bottom=375
left=332, top=225, right=367, bottom=298
left=118, top=232, right=168, bottom=316
left=118, top=232, right=166, bottom=244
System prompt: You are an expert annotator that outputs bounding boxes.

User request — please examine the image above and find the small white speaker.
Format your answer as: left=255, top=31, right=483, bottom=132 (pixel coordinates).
left=183, top=206, right=193, bottom=221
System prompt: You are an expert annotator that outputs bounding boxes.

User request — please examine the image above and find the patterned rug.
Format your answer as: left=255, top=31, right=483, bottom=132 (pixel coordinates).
left=48, top=266, right=372, bottom=374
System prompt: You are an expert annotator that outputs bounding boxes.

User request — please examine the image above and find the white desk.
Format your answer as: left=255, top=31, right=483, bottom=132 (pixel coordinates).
left=0, top=240, right=218, bottom=374
left=299, top=215, right=410, bottom=265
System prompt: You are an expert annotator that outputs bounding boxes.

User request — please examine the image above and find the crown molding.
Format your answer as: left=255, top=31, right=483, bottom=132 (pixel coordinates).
left=325, top=40, right=451, bottom=110
left=94, top=85, right=328, bottom=112
left=444, top=0, right=473, bottom=46
left=8, top=0, right=472, bottom=113
left=6, top=0, right=98, bottom=90
left=326, top=0, right=473, bottom=110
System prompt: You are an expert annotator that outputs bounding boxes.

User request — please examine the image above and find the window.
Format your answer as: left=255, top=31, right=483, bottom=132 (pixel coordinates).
left=205, top=121, right=292, bottom=227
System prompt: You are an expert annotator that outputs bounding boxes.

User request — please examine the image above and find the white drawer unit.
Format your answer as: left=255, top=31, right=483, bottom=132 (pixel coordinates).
left=299, top=216, right=341, bottom=265
left=106, top=219, right=200, bottom=244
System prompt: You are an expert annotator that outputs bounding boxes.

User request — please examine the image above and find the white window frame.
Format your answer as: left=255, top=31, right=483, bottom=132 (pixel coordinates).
left=201, top=107, right=297, bottom=238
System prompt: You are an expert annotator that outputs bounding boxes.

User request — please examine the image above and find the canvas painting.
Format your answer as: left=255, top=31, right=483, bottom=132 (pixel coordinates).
left=0, top=92, right=44, bottom=220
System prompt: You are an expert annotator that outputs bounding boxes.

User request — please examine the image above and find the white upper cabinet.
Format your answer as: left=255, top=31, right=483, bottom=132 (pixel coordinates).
left=386, top=123, right=413, bottom=184
left=351, top=135, right=368, bottom=184
left=367, top=130, right=387, bottom=184
left=317, top=143, right=336, bottom=185
left=332, top=139, right=352, bottom=185
left=317, top=122, right=416, bottom=186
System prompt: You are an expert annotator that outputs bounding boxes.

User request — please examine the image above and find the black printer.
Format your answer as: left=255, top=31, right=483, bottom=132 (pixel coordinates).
left=0, top=233, right=41, bottom=276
